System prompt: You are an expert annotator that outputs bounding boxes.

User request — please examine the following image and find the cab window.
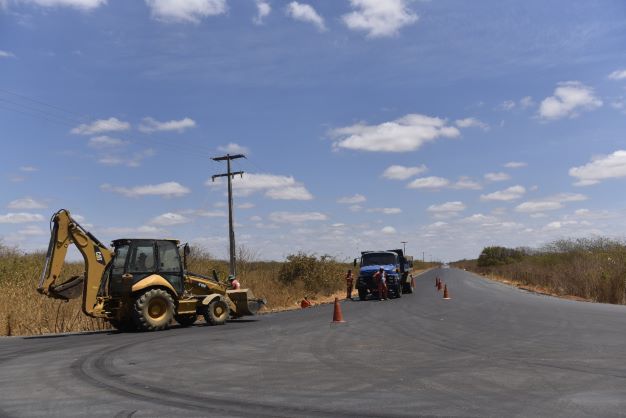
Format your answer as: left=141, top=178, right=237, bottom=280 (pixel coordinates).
left=129, top=244, right=156, bottom=273
left=157, top=241, right=181, bottom=273
left=112, top=245, right=129, bottom=275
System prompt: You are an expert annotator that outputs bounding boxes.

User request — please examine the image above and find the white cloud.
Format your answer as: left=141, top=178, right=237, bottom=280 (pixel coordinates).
left=18, top=225, right=46, bottom=236
left=342, top=0, right=417, bottom=38
left=71, top=117, right=130, bottom=135
left=569, top=150, right=626, bottom=186
left=16, top=0, right=106, bottom=10
left=331, top=113, right=460, bottom=152
left=237, top=202, right=255, bottom=209
left=19, top=166, right=38, bottom=172
left=253, top=0, right=270, bottom=24
left=455, top=117, right=489, bottom=131
left=150, top=212, right=191, bottom=226
left=407, top=176, right=450, bottom=189
left=461, top=213, right=497, bottom=223
left=499, top=100, right=516, bottom=111
left=520, top=96, right=535, bottom=109
left=480, top=185, right=525, bottom=201
left=0, top=50, right=15, bottom=58
left=7, top=197, right=46, bottom=209
left=484, top=172, right=511, bottom=182
left=382, top=164, right=426, bottom=180
left=88, top=135, right=127, bottom=148
left=285, top=2, right=326, bottom=31
left=538, top=81, right=603, bottom=120
left=265, top=186, right=313, bottom=200
left=217, top=142, right=248, bottom=155
left=101, top=181, right=190, bottom=198
left=145, top=0, right=227, bottom=23
left=368, top=208, right=402, bottom=215
left=195, top=209, right=226, bottom=217
left=381, top=226, right=396, bottom=234
left=0, top=212, right=44, bottom=223
left=452, top=176, right=482, bottom=190
left=427, top=201, right=466, bottom=213
left=138, top=116, right=196, bottom=133
left=98, top=148, right=155, bottom=167
left=99, top=225, right=164, bottom=236
left=515, top=193, right=586, bottom=213
left=337, top=194, right=366, bottom=204
left=503, top=161, right=527, bottom=169
left=207, top=173, right=313, bottom=201
left=608, top=69, right=626, bottom=80
left=349, top=205, right=363, bottom=212
left=269, top=211, right=328, bottom=223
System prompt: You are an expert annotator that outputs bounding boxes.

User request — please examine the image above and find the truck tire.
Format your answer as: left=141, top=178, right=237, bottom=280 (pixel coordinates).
left=395, top=284, right=402, bottom=298
left=403, top=282, right=413, bottom=294
left=175, top=314, right=198, bottom=327
left=132, top=288, right=175, bottom=331
left=358, top=287, right=368, bottom=301
left=108, top=319, right=136, bottom=332
left=203, top=299, right=229, bottom=326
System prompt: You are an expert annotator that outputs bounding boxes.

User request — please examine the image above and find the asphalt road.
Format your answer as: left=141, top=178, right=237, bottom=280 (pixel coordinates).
left=1, top=268, right=626, bottom=418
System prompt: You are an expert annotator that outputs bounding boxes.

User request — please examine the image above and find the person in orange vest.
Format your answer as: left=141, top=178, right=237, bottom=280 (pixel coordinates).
left=345, top=269, right=354, bottom=300
left=228, top=275, right=241, bottom=290
left=374, top=267, right=388, bottom=301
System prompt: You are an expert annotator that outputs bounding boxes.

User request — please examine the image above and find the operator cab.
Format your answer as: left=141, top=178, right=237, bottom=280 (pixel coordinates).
left=107, top=239, right=184, bottom=295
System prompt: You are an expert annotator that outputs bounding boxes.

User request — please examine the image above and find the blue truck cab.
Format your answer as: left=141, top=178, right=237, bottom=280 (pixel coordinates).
left=355, top=249, right=414, bottom=300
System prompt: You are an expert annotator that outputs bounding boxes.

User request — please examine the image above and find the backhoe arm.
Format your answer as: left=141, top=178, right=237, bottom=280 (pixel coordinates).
left=37, top=209, right=113, bottom=317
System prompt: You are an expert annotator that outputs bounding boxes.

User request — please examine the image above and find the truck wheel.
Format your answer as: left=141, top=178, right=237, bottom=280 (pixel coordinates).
left=203, top=299, right=229, bottom=326
left=175, top=314, right=198, bottom=327
left=108, top=319, right=136, bottom=332
left=358, top=288, right=368, bottom=301
left=132, top=288, right=175, bottom=331
left=403, top=283, right=413, bottom=294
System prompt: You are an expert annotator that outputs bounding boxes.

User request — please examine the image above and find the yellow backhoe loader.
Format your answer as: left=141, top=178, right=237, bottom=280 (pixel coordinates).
left=37, top=209, right=265, bottom=332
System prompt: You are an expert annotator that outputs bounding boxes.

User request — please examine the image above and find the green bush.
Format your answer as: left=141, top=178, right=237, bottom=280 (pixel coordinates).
left=477, top=246, right=525, bottom=267
left=278, top=252, right=345, bottom=295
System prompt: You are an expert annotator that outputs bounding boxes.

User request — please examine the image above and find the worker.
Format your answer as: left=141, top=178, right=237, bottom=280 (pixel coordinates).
left=345, top=269, right=354, bottom=300
left=374, top=267, right=388, bottom=301
left=228, top=275, right=241, bottom=290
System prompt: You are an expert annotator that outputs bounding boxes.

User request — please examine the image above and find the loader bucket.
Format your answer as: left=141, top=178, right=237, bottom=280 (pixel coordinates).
left=226, top=289, right=266, bottom=317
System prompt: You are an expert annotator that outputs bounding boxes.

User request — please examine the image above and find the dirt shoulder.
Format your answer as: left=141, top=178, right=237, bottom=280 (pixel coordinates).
left=470, top=270, right=592, bottom=302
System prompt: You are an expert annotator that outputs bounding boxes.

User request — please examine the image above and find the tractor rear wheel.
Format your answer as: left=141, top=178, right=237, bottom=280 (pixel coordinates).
left=132, top=288, right=175, bottom=331
left=203, top=299, right=229, bottom=326
left=175, top=314, right=198, bottom=327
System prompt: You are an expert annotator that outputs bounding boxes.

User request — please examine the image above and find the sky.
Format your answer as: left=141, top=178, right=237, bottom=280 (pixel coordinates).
left=1, top=0, right=626, bottom=262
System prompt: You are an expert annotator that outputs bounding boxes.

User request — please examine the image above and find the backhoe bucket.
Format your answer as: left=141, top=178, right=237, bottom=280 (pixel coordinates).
left=48, top=275, right=84, bottom=301
left=226, top=289, right=266, bottom=316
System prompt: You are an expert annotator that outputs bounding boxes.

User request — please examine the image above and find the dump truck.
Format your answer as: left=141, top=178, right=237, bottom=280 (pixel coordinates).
left=355, top=249, right=414, bottom=300
left=37, top=209, right=265, bottom=332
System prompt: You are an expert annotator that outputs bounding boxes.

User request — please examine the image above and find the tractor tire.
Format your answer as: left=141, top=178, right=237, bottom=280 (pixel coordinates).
left=108, top=319, right=136, bottom=332
left=175, top=314, right=198, bottom=327
left=358, top=287, right=368, bottom=301
left=203, top=299, right=229, bottom=326
left=132, top=288, right=175, bottom=331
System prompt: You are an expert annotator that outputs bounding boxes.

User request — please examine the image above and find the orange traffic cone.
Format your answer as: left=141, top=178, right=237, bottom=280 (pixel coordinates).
left=411, top=275, right=415, bottom=288
left=443, top=284, right=451, bottom=300
left=331, top=297, right=345, bottom=323
left=437, top=280, right=443, bottom=291
left=435, top=277, right=439, bottom=287
left=300, top=297, right=312, bottom=308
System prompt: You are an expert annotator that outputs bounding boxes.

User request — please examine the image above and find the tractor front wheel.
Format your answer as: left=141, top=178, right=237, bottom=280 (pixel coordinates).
left=132, top=288, right=175, bottom=331
left=203, top=299, right=229, bottom=326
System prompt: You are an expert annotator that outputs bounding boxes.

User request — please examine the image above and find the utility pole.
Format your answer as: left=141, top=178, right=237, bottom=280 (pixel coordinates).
left=422, top=251, right=425, bottom=263
left=401, top=241, right=407, bottom=253
left=211, top=153, right=245, bottom=276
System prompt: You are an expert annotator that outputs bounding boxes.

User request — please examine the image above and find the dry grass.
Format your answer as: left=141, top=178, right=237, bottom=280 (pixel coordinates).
left=453, top=238, right=626, bottom=305
left=0, top=245, right=351, bottom=336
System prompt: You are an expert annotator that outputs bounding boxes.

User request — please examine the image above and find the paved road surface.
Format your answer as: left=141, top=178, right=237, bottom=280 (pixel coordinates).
left=1, top=268, right=626, bottom=417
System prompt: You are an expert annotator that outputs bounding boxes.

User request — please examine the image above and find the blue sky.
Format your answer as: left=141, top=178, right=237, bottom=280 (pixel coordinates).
left=1, top=0, right=626, bottom=262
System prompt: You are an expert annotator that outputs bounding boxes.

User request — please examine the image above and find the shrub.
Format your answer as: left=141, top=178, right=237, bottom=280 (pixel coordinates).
left=278, top=252, right=345, bottom=295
